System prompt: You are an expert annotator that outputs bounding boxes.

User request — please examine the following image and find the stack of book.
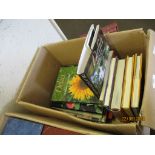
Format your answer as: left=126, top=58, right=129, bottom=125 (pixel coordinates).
left=51, top=24, right=143, bottom=123
left=107, top=53, right=142, bottom=121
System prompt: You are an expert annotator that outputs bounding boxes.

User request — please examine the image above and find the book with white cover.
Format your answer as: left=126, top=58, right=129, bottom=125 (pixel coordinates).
left=77, top=24, right=110, bottom=98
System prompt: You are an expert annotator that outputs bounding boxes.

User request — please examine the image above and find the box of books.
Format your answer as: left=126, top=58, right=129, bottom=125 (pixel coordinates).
left=11, top=27, right=155, bottom=134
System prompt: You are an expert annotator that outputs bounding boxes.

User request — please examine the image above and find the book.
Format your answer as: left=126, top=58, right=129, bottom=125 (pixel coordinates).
left=42, top=125, right=81, bottom=135
left=104, top=57, right=118, bottom=108
left=51, top=66, right=103, bottom=115
left=2, top=117, right=43, bottom=135
left=101, top=22, right=118, bottom=34
left=79, top=22, right=118, bottom=37
left=121, top=56, right=134, bottom=116
left=84, top=24, right=95, bottom=53
left=111, top=59, right=125, bottom=116
left=131, top=53, right=142, bottom=116
left=99, top=50, right=114, bottom=104
left=77, top=25, right=110, bottom=98
left=52, top=101, right=103, bottom=114
left=54, top=108, right=105, bottom=122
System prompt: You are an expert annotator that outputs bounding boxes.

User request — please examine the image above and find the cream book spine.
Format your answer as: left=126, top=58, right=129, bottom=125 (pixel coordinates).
left=121, top=56, right=134, bottom=117
left=111, top=59, right=125, bottom=113
left=104, top=58, right=117, bottom=108
left=99, top=50, right=114, bottom=103
left=131, top=53, right=142, bottom=116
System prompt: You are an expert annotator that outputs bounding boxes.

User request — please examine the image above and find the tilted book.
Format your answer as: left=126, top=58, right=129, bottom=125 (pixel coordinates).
left=51, top=66, right=103, bottom=115
left=77, top=24, right=110, bottom=98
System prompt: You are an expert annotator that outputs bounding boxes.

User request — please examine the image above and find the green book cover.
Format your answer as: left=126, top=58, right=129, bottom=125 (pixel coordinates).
left=51, top=66, right=103, bottom=114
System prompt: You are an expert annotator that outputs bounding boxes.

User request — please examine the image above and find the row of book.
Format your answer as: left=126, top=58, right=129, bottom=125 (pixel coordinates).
left=51, top=24, right=142, bottom=123
left=2, top=117, right=80, bottom=135
left=106, top=53, right=142, bottom=119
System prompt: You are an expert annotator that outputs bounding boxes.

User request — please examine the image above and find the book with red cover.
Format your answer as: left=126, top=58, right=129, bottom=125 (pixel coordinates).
left=101, top=22, right=118, bottom=34
left=42, top=125, right=82, bottom=135
left=80, top=22, right=118, bottom=37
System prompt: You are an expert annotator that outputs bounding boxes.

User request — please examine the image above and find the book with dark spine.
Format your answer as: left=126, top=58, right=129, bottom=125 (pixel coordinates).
left=77, top=25, right=110, bottom=98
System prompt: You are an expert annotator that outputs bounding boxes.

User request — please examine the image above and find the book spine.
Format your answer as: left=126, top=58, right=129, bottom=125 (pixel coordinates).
left=51, top=101, right=103, bottom=114
left=131, top=108, right=139, bottom=117
left=79, top=73, right=100, bottom=98
left=108, top=58, right=118, bottom=106
left=54, top=108, right=105, bottom=123
left=122, top=108, right=134, bottom=117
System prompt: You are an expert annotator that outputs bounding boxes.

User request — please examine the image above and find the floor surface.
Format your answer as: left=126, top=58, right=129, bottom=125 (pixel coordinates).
left=0, top=19, right=63, bottom=115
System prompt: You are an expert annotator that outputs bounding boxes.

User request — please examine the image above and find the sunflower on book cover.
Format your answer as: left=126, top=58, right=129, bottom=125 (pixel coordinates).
left=68, top=75, right=94, bottom=101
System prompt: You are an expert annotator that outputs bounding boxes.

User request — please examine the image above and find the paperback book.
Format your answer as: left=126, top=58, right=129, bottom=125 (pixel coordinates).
left=77, top=24, right=110, bottom=98
left=51, top=66, right=103, bottom=115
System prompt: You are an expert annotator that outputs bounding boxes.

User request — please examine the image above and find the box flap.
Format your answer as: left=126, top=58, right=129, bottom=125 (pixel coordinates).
left=141, top=29, right=155, bottom=129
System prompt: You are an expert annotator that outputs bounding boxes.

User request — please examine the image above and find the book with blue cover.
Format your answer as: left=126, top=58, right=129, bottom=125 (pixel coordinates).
left=2, top=117, right=43, bottom=135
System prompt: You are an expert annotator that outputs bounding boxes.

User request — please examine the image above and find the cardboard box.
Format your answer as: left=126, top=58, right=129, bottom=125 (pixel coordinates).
left=5, top=28, right=155, bottom=135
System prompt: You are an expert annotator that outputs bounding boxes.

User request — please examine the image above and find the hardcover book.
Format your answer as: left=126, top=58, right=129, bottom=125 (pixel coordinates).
left=77, top=24, right=110, bottom=98
left=2, top=117, right=43, bottom=135
left=51, top=66, right=103, bottom=115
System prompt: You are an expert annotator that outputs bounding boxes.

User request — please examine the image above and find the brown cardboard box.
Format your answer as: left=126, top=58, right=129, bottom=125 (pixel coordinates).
left=4, top=28, right=155, bottom=135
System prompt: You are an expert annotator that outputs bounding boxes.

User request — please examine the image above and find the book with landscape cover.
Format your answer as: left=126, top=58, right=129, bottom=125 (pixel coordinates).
left=51, top=66, right=103, bottom=115
left=77, top=25, right=110, bottom=98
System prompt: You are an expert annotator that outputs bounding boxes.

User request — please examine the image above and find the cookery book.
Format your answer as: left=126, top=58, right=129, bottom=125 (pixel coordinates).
left=51, top=66, right=103, bottom=114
